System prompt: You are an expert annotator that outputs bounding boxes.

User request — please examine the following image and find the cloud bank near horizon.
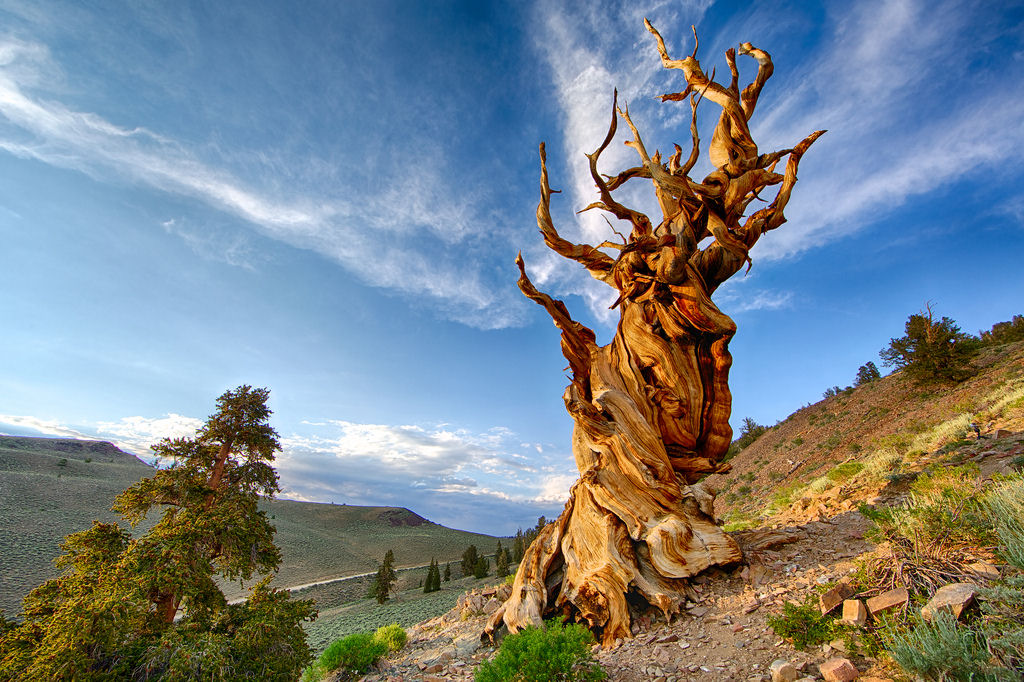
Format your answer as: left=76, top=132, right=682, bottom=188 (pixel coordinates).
left=0, top=412, right=569, bottom=535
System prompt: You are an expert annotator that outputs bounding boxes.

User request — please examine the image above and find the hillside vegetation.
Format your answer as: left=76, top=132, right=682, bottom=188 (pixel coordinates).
left=0, top=435, right=501, bottom=615
left=709, top=338, right=1024, bottom=529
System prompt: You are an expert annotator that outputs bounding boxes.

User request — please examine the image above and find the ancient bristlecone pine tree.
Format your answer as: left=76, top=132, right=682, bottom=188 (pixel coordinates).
left=485, top=21, right=823, bottom=646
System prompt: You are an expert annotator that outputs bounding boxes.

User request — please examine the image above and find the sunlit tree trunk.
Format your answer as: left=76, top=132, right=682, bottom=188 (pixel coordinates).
left=485, top=21, right=823, bottom=646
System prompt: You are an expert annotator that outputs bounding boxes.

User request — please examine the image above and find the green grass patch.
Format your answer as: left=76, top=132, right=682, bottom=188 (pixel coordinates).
left=826, top=461, right=864, bottom=483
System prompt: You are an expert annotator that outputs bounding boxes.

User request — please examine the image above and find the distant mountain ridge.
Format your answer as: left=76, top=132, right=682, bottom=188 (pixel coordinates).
left=0, top=435, right=502, bottom=615
left=0, top=434, right=147, bottom=463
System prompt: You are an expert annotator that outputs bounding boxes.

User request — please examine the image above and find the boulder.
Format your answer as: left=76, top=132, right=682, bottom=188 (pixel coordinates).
left=921, top=583, right=977, bottom=622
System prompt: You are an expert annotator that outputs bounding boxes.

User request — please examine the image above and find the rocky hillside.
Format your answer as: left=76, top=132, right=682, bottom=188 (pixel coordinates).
left=708, top=340, right=1024, bottom=528
left=335, top=342, right=1024, bottom=681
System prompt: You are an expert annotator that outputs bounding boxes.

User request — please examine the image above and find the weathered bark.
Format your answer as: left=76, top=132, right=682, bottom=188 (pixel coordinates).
left=485, top=20, right=822, bottom=647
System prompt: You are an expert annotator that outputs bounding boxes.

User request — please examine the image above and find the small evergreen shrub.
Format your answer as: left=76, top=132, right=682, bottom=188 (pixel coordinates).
left=304, top=632, right=387, bottom=681
left=372, top=623, right=407, bottom=652
left=767, top=595, right=839, bottom=649
left=474, top=618, right=605, bottom=682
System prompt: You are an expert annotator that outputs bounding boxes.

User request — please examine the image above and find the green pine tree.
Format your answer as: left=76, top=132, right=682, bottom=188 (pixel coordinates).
left=0, top=386, right=316, bottom=681
left=461, top=545, right=478, bottom=578
left=496, top=542, right=509, bottom=578
left=371, top=549, right=397, bottom=604
left=423, top=558, right=441, bottom=593
left=512, top=529, right=525, bottom=564
left=880, top=305, right=978, bottom=384
left=473, top=556, right=490, bottom=579
left=443, top=562, right=451, bottom=582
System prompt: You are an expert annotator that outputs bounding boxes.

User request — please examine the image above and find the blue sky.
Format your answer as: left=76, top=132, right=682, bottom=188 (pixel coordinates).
left=1, top=0, right=1022, bottom=535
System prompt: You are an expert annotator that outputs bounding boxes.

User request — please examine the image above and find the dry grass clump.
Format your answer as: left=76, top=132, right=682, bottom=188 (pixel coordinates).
left=859, top=464, right=995, bottom=595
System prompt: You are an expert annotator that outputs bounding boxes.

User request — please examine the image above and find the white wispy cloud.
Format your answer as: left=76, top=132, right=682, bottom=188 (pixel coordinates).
left=0, top=414, right=94, bottom=440
left=95, top=413, right=205, bottom=455
left=530, top=0, right=1024, bottom=321
left=0, top=37, right=528, bottom=330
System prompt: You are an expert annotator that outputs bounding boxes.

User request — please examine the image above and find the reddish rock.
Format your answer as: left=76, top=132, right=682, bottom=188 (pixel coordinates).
left=866, top=587, right=909, bottom=616
left=921, top=583, right=977, bottom=622
left=820, top=657, right=859, bottom=682
left=819, top=582, right=856, bottom=615
left=996, top=429, right=1011, bottom=439
left=840, top=599, right=868, bottom=626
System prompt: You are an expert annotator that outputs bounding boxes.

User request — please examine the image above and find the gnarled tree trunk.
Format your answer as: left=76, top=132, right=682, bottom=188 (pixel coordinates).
left=485, top=20, right=823, bottom=647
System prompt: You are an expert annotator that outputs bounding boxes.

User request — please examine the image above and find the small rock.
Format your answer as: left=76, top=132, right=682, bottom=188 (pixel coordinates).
left=820, top=657, right=859, bottom=682
left=996, top=429, right=1011, bottom=439
left=423, top=664, right=444, bottom=674
left=967, top=562, right=1000, bottom=580
left=732, top=624, right=745, bottom=633
left=921, top=583, right=977, bottom=622
left=657, top=633, right=679, bottom=643
left=770, top=658, right=799, bottom=682
left=678, top=641, right=690, bottom=649
left=688, top=606, right=709, bottom=617
left=840, top=599, right=867, bottom=627
left=819, top=582, right=856, bottom=615
left=866, top=587, right=909, bottom=617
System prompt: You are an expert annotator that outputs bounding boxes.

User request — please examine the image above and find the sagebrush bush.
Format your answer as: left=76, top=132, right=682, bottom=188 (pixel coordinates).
left=862, top=471, right=1024, bottom=680
left=372, top=623, right=407, bottom=652
left=474, top=618, right=605, bottom=682
left=884, top=612, right=1006, bottom=681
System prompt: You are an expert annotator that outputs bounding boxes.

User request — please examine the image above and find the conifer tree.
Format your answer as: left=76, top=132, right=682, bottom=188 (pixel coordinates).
left=512, top=529, right=525, bottom=564
left=443, top=562, right=451, bottom=582
left=371, top=549, right=397, bottom=604
left=880, top=305, right=978, bottom=384
left=423, top=558, right=440, bottom=593
left=473, top=556, right=490, bottom=579
left=855, top=361, right=881, bottom=386
left=496, top=543, right=510, bottom=578
left=0, top=386, right=316, bottom=680
left=461, top=545, right=478, bottom=578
